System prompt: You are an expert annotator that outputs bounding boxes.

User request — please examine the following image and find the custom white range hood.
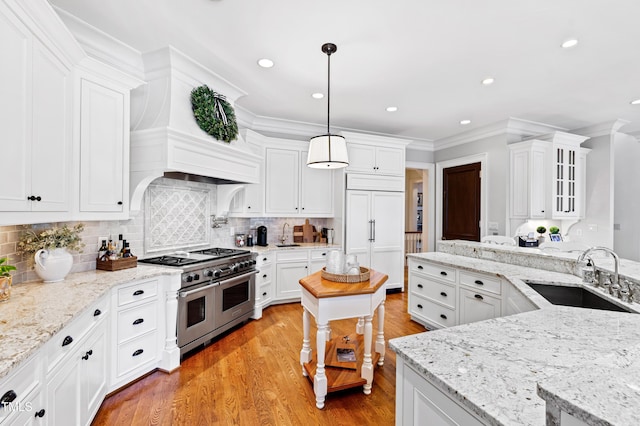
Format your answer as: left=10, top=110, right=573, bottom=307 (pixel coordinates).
left=129, top=46, right=261, bottom=211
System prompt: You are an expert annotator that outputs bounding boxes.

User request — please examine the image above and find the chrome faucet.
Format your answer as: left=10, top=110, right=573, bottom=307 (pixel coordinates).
left=577, top=247, right=620, bottom=295
left=280, top=222, right=290, bottom=244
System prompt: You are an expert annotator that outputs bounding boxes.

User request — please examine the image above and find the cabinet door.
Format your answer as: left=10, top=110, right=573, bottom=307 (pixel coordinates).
left=47, top=351, right=81, bottom=426
left=80, top=323, right=108, bottom=425
left=265, top=148, right=299, bottom=215
left=79, top=79, right=125, bottom=212
left=244, top=183, right=263, bottom=214
left=30, top=41, right=71, bottom=212
left=509, top=148, right=529, bottom=219
left=552, top=144, right=578, bottom=218
left=375, top=147, right=404, bottom=176
left=346, top=143, right=376, bottom=173
left=275, top=261, right=307, bottom=300
left=529, top=147, right=547, bottom=218
left=0, top=7, right=30, bottom=211
left=300, top=150, right=333, bottom=215
left=345, top=190, right=372, bottom=269
left=459, top=288, right=501, bottom=325
left=370, top=191, right=404, bottom=289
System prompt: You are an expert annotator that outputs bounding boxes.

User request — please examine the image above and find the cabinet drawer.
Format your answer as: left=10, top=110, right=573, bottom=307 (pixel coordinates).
left=276, top=250, right=308, bottom=262
left=116, top=331, right=158, bottom=378
left=46, top=298, right=108, bottom=373
left=410, top=275, right=455, bottom=309
left=258, top=283, right=273, bottom=303
left=410, top=294, right=456, bottom=328
left=310, top=249, right=329, bottom=260
left=0, top=355, right=40, bottom=423
left=257, top=264, right=273, bottom=286
left=459, top=271, right=501, bottom=295
left=410, top=260, right=456, bottom=283
left=256, top=252, right=273, bottom=266
left=117, top=301, right=158, bottom=344
left=117, top=279, right=158, bottom=307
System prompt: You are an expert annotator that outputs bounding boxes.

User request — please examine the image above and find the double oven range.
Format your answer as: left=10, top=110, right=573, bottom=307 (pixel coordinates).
left=139, top=248, right=257, bottom=358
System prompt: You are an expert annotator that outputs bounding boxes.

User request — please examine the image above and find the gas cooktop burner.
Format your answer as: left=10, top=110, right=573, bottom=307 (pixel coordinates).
left=138, top=255, right=207, bottom=266
left=191, top=248, right=249, bottom=258
left=139, top=248, right=251, bottom=267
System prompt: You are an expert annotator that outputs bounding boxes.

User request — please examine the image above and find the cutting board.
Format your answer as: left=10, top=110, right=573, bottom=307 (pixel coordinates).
left=302, top=219, right=315, bottom=243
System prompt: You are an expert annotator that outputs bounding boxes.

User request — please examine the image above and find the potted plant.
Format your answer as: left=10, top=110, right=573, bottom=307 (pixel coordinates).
left=536, top=226, right=547, bottom=243
left=549, top=226, right=560, bottom=235
left=17, top=224, right=85, bottom=283
left=0, top=257, right=16, bottom=302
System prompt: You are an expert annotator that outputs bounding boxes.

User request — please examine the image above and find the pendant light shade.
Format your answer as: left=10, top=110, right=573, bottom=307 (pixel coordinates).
left=307, top=43, right=349, bottom=169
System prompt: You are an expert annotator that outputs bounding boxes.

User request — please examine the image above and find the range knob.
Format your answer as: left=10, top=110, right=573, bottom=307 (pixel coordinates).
left=231, top=263, right=239, bottom=273
left=204, top=269, right=214, bottom=277
left=184, top=274, right=195, bottom=283
left=213, top=269, right=222, bottom=278
left=193, top=273, right=200, bottom=281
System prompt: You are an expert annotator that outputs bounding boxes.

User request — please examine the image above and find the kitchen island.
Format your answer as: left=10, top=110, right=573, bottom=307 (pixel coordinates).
left=390, top=246, right=640, bottom=426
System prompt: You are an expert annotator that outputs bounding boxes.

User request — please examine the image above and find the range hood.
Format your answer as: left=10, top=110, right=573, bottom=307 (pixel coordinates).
left=129, top=46, right=261, bottom=211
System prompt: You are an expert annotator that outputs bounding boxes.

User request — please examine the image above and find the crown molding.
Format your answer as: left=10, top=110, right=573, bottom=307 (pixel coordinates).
left=433, top=117, right=567, bottom=150
left=407, top=141, right=436, bottom=152
left=571, top=119, right=631, bottom=138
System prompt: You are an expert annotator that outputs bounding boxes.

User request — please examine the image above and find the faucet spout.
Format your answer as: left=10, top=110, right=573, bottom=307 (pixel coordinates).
left=281, top=222, right=290, bottom=244
left=577, top=247, right=619, bottom=291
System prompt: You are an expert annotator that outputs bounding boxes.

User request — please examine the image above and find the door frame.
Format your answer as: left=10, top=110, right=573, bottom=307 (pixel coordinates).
left=406, top=161, right=436, bottom=252
left=435, top=153, right=488, bottom=243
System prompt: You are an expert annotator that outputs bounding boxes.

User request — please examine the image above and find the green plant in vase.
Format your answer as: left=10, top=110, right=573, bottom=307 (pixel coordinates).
left=0, top=257, right=16, bottom=302
left=549, top=226, right=560, bottom=235
left=536, top=226, right=547, bottom=243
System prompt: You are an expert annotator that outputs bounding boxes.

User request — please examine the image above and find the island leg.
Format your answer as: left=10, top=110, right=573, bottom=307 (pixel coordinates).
left=361, top=315, right=374, bottom=395
left=314, top=322, right=329, bottom=408
left=300, top=307, right=311, bottom=375
left=375, top=300, right=385, bottom=366
left=356, top=316, right=364, bottom=334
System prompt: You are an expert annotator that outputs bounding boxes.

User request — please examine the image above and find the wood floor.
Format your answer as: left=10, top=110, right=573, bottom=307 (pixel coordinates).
left=92, top=279, right=426, bottom=425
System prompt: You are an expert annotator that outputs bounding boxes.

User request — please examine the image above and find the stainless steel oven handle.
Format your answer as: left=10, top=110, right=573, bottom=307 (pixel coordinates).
left=178, top=281, right=218, bottom=298
left=218, top=269, right=258, bottom=287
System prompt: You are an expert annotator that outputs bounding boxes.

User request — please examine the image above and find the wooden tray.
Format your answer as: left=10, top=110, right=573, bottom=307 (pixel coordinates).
left=96, top=256, right=137, bottom=271
left=321, top=267, right=370, bottom=283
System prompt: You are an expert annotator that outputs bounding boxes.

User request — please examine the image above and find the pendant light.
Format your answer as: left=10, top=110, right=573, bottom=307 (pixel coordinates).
left=307, top=43, right=349, bottom=169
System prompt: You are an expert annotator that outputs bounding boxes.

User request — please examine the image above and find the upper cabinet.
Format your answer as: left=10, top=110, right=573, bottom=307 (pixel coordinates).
left=509, top=131, right=591, bottom=221
left=264, top=146, right=334, bottom=217
left=341, top=131, right=409, bottom=177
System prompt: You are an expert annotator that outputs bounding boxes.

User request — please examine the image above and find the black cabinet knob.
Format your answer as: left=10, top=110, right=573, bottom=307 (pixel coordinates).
left=417, top=284, right=423, bottom=289
left=117, top=201, right=123, bottom=205
left=440, top=292, right=447, bottom=297
left=133, top=318, right=144, bottom=325
left=440, top=314, right=447, bottom=320
left=474, top=280, right=484, bottom=286
left=62, top=336, right=73, bottom=347
left=94, top=309, right=101, bottom=317
left=133, top=290, right=144, bottom=296
left=34, top=409, right=45, bottom=418
left=132, top=349, right=144, bottom=357
left=417, top=265, right=423, bottom=270
left=0, top=390, right=17, bottom=404
left=417, top=304, right=423, bottom=309
left=474, top=294, right=484, bottom=300
left=440, top=271, right=448, bottom=276
left=262, top=292, right=267, bottom=297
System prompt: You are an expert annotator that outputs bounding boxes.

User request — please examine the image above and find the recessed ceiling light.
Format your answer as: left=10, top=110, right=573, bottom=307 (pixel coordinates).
left=561, top=39, right=578, bottom=49
left=631, top=99, right=640, bottom=105
left=460, top=119, right=471, bottom=125
left=312, top=92, right=324, bottom=99
left=481, top=78, right=494, bottom=86
left=386, top=106, right=398, bottom=112
left=257, top=58, right=274, bottom=68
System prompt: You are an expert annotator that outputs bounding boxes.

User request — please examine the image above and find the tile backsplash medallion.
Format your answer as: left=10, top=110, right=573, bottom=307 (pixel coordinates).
left=1, top=177, right=334, bottom=285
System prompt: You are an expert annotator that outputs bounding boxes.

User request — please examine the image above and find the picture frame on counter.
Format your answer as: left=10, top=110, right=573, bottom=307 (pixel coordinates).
left=549, top=233, right=563, bottom=242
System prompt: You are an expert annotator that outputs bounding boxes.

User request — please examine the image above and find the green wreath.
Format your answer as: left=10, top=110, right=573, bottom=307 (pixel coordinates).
left=190, top=85, right=238, bottom=143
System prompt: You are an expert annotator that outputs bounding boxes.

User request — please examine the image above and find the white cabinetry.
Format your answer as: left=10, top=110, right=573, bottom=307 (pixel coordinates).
left=396, top=359, right=488, bottom=426
left=110, top=279, right=162, bottom=390
left=0, top=355, right=43, bottom=425
left=45, top=296, right=109, bottom=426
left=346, top=143, right=405, bottom=176
left=509, top=132, right=590, bottom=221
left=264, top=147, right=334, bottom=217
left=0, top=1, right=74, bottom=216
left=254, top=252, right=274, bottom=318
left=346, top=175, right=405, bottom=290
left=271, top=248, right=331, bottom=303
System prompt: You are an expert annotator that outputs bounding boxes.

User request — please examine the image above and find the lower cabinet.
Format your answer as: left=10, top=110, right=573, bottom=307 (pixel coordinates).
left=274, top=248, right=332, bottom=302
left=396, top=358, right=487, bottom=426
left=408, top=257, right=535, bottom=329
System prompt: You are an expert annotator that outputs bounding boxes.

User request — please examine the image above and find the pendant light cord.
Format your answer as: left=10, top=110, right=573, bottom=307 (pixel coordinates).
left=327, top=50, right=331, bottom=134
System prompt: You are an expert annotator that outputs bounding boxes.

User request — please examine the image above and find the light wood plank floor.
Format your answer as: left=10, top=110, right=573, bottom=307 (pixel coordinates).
left=92, top=281, right=426, bottom=425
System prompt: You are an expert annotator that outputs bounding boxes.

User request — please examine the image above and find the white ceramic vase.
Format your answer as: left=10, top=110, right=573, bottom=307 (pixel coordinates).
left=34, top=248, right=73, bottom=283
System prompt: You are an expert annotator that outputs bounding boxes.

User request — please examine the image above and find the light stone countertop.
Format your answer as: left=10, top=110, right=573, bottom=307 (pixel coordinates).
left=0, top=265, right=180, bottom=381
left=391, top=250, right=640, bottom=426
left=247, top=242, right=341, bottom=255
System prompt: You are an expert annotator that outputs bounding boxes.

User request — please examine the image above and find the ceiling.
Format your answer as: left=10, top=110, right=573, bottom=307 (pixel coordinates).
left=49, top=0, right=640, bottom=145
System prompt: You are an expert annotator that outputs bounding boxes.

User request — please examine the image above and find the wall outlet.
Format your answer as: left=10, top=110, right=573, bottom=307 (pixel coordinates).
left=229, top=227, right=235, bottom=236
left=488, top=222, right=499, bottom=231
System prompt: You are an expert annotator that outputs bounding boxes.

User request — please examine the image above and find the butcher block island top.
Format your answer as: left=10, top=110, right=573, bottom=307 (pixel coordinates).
left=299, top=269, right=388, bottom=409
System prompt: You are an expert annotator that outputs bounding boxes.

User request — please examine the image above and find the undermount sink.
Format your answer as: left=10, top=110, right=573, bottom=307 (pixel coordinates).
left=525, top=281, right=634, bottom=313
left=275, top=244, right=300, bottom=247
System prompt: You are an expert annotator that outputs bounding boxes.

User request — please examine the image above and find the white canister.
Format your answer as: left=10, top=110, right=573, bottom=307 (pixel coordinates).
left=326, top=250, right=345, bottom=274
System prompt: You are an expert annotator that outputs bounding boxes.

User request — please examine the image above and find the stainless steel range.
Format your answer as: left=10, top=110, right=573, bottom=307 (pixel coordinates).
left=139, top=248, right=257, bottom=358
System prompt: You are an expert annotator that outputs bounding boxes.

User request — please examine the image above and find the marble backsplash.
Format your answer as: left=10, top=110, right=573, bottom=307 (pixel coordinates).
left=1, top=177, right=334, bottom=285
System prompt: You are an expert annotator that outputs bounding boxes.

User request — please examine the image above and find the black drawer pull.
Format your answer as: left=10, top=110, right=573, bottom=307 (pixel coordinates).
left=34, top=409, right=45, bottom=418
left=417, top=265, right=423, bottom=269
left=440, top=314, right=447, bottom=320
left=93, top=309, right=102, bottom=317
left=133, top=290, right=144, bottom=296
left=474, top=294, right=484, bottom=300
left=62, top=336, right=73, bottom=347
left=417, top=304, right=423, bottom=309
left=117, top=201, right=123, bottom=205
left=440, top=271, right=448, bottom=276
left=263, top=274, right=267, bottom=278
left=262, top=292, right=267, bottom=297
left=474, top=280, right=484, bottom=286
left=440, top=291, right=447, bottom=297
left=132, top=349, right=144, bottom=357
left=322, top=253, right=326, bottom=256
left=1, top=390, right=17, bottom=404
left=263, top=257, right=267, bottom=261
left=133, top=318, right=144, bottom=325
left=82, top=349, right=93, bottom=360
left=417, top=284, right=423, bottom=289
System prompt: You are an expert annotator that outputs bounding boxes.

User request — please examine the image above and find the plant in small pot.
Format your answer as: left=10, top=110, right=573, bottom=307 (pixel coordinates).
left=17, top=224, right=85, bottom=283
left=536, top=226, right=547, bottom=243
left=0, top=257, right=17, bottom=302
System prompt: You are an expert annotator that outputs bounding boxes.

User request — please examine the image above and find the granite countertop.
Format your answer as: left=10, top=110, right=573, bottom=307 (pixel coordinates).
left=0, top=265, right=180, bottom=381
left=391, top=250, right=640, bottom=426
left=247, top=242, right=341, bottom=255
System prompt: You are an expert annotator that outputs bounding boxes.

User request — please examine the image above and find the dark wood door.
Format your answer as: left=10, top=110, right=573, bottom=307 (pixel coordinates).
left=442, top=162, right=481, bottom=241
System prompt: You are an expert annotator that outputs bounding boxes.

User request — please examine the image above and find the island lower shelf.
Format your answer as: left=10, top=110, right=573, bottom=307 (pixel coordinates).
left=302, top=333, right=381, bottom=393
